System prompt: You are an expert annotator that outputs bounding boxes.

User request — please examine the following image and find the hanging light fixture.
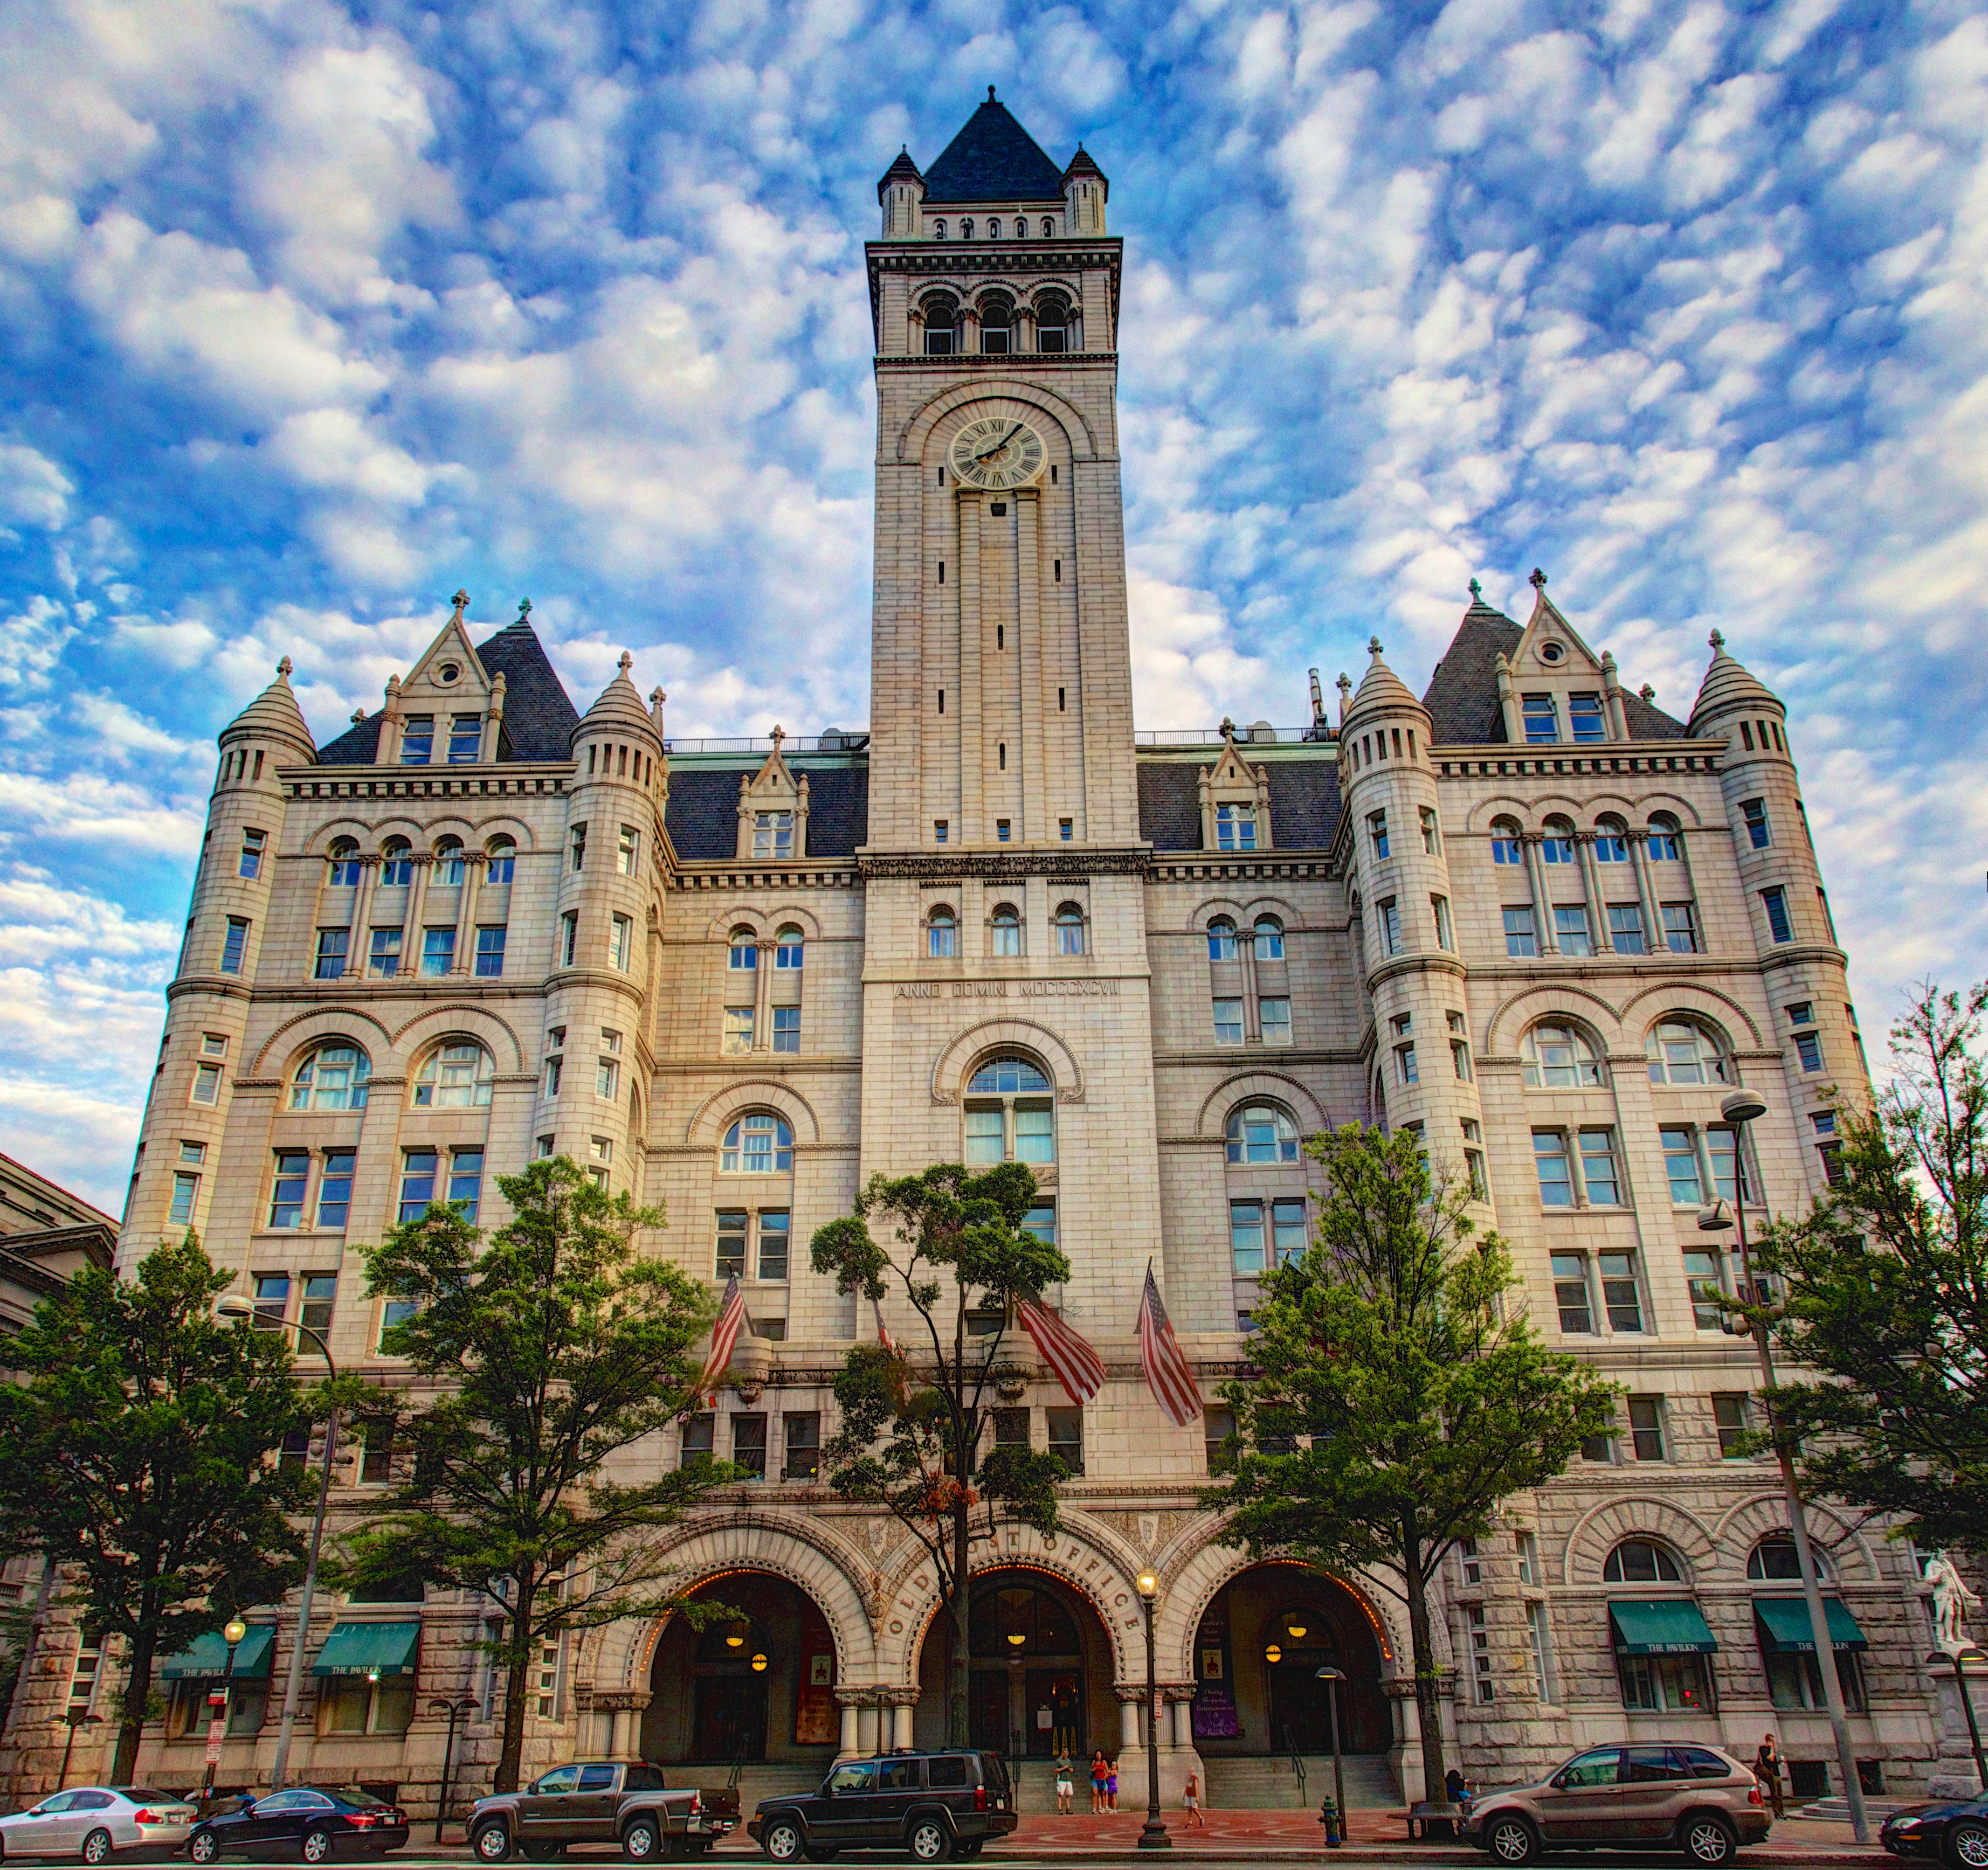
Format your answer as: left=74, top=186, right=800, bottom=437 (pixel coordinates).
left=726, top=1623, right=749, bottom=1649
left=1006, top=1631, right=1027, bottom=1647
left=1265, top=1644, right=1282, bottom=1664
left=1285, top=1620, right=1309, bottom=1642
left=751, top=1654, right=769, bottom=1674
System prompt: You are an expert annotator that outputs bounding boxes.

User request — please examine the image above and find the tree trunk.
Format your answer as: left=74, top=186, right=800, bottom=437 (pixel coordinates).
left=497, top=1609, right=534, bottom=1793
left=1402, top=1549, right=1449, bottom=1809
left=947, top=1492, right=970, bottom=1744
left=112, top=1622, right=158, bottom=1786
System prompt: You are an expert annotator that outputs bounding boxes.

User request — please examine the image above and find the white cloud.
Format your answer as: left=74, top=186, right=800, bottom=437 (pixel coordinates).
left=0, top=444, right=74, bottom=528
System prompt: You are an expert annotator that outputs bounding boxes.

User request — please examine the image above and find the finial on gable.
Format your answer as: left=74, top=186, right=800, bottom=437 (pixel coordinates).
left=277, top=656, right=293, bottom=681
left=1639, top=683, right=1656, bottom=703
left=1529, top=567, right=1547, bottom=592
left=1368, top=635, right=1384, bottom=659
left=1468, top=578, right=1482, bottom=602
left=350, top=707, right=367, bottom=725
left=517, top=597, right=531, bottom=622
left=649, top=686, right=664, bottom=709
left=1219, top=715, right=1235, bottom=740
left=1336, top=673, right=1351, bottom=697
left=988, top=84, right=997, bottom=101
left=771, top=724, right=786, bottom=752
left=451, top=588, right=469, bottom=622
left=1708, top=628, right=1725, bottom=653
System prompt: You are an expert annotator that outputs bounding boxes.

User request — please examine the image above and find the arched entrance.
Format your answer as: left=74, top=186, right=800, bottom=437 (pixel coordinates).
left=914, top=1568, right=1114, bottom=1760
left=643, top=1572, right=840, bottom=1768
left=1189, top=1564, right=1391, bottom=1757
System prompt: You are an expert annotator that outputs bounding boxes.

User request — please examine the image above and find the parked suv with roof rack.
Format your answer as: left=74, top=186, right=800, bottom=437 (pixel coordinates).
left=747, top=1750, right=1017, bottom=1863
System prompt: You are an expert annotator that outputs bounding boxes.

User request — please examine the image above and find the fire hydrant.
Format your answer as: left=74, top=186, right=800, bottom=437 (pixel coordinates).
left=1319, top=1794, right=1342, bottom=1849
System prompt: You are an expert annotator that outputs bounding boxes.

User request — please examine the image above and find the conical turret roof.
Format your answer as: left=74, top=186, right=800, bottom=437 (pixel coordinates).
left=1346, top=636, right=1425, bottom=721
left=1689, top=629, right=1782, bottom=731
left=876, top=147, right=924, bottom=202
left=572, top=652, right=664, bottom=751
left=223, top=657, right=316, bottom=757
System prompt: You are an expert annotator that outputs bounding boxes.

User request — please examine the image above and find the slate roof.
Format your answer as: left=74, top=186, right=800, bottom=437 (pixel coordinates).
left=1137, top=756, right=1342, bottom=854
left=664, top=765, right=870, bottom=863
left=316, top=621, right=582, bottom=766
left=1419, top=605, right=1689, bottom=745
left=923, top=99, right=1068, bottom=204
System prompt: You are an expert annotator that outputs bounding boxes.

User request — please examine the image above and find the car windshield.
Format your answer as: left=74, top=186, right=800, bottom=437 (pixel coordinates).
left=319, top=1789, right=386, bottom=1808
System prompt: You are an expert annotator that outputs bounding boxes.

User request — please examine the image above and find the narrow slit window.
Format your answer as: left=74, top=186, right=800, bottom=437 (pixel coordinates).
left=1058, top=688, right=1066, bottom=711
left=938, top=689, right=944, bottom=714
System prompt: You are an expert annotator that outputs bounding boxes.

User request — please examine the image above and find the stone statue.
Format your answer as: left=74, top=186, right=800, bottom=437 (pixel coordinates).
left=1927, top=1550, right=1982, bottom=1655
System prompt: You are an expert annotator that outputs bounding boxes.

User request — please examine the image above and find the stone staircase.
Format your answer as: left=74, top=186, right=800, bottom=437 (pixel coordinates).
left=1202, top=1754, right=1398, bottom=1811
left=695, top=1764, right=822, bottom=1813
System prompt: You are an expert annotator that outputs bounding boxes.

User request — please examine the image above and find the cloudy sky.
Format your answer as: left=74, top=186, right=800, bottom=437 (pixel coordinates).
left=2, top=0, right=1984, bottom=1209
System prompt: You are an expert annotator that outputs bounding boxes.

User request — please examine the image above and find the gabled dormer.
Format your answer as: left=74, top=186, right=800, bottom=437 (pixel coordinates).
left=1196, top=719, right=1273, bottom=853
left=375, top=591, right=508, bottom=768
left=735, top=726, right=810, bottom=862
left=1494, top=570, right=1633, bottom=746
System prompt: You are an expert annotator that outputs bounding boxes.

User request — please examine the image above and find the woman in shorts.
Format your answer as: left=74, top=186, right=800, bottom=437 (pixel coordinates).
left=1183, top=1771, right=1204, bottom=1827
left=1090, top=1752, right=1109, bottom=1814
left=1107, top=1759, right=1119, bottom=1812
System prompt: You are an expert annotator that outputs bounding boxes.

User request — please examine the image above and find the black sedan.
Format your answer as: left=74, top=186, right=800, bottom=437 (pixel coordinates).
left=187, top=1789, right=408, bottom=1864
left=1881, top=1791, right=1988, bottom=1866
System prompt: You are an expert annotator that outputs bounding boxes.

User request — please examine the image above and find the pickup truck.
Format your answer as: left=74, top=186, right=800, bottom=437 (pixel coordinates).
left=468, top=1761, right=734, bottom=1863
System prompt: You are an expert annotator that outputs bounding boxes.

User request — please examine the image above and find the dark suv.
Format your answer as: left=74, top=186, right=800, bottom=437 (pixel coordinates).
left=748, top=1751, right=1016, bottom=1863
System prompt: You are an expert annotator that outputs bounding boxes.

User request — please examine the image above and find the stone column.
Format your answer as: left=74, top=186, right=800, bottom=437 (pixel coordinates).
left=1116, top=1688, right=1139, bottom=1755
left=889, top=1691, right=917, bottom=1752
left=401, top=855, right=433, bottom=975
left=857, top=1696, right=881, bottom=1756
left=452, top=854, right=484, bottom=975
left=1521, top=834, right=1557, bottom=953
left=834, top=1691, right=863, bottom=1761
left=754, top=938, right=776, bottom=1052
left=1576, top=832, right=1611, bottom=952
left=348, top=856, right=379, bottom=979
left=1630, top=833, right=1664, bottom=954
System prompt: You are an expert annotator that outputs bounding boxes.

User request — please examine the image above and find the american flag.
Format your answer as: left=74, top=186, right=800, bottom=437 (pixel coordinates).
left=1016, top=1298, right=1105, bottom=1404
left=1137, top=1266, right=1202, bottom=1428
left=874, top=1296, right=899, bottom=1360
left=695, top=1275, right=746, bottom=1402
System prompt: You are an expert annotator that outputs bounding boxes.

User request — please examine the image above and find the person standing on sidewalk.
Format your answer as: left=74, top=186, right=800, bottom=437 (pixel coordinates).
left=1183, top=1770, right=1204, bottom=1828
left=1055, top=1755, right=1074, bottom=1815
left=1754, top=1733, right=1785, bottom=1819
left=1107, top=1757, right=1119, bottom=1812
left=1090, top=1751, right=1108, bottom=1814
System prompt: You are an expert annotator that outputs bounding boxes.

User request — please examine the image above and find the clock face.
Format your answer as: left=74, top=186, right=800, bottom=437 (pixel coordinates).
left=948, top=417, right=1046, bottom=491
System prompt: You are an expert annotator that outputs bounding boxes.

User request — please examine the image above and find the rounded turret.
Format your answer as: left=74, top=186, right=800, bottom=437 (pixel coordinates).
left=1062, top=146, right=1108, bottom=236
left=878, top=148, right=926, bottom=240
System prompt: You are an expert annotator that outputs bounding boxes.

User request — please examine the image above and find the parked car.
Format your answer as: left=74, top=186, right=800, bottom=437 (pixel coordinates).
left=1461, top=1742, right=1770, bottom=1866
left=0, top=1788, right=198, bottom=1865
left=466, top=1762, right=726, bottom=1863
left=1880, top=1790, right=1988, bottom=1865
left=747, top=1750, right=1017, bottom=1864
left=185, top=1788, right=408, bottom=1864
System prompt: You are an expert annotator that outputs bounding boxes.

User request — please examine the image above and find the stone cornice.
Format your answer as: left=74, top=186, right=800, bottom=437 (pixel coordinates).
left=858, top=847, right=1151, bottom=879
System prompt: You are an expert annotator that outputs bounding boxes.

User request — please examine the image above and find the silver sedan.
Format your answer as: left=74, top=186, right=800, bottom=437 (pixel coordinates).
left=0, top=1788, right=199, bottom=1864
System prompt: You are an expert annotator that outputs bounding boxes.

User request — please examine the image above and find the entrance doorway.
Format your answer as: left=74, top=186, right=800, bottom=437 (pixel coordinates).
left=694, top=1674, right=767, bottom=1763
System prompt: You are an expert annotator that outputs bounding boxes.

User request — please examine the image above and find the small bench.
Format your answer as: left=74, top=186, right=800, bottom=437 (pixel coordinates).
left=1398, top=1802, right=1464, bottom=1841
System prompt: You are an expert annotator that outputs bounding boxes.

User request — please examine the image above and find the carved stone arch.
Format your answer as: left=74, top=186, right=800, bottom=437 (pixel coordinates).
left=1239, top=894, right=1301, bottom=926
left=1196, top=1071, right=1331, bottom=1138
left=388, top=1003, right=529, bottom=1072
left=584, top=1511, right=879, bottom=1694
left=928, top=1019, right=1086, bottom=1106
left=1583, top=793, right=1641, bottom=823
left=685, top=1079, right=824, bottom=1148
left=1187, top=896, right=1250, bottom=933
left=369, top=816, right=433, bottom=849
left=1712, top=1494, right=1876, bottom=1582
left=1529, top=795, right=1589, bottom=825
left=1563, top=1495, right=1720, bottom=1587
left=419, top=816, right=479, bottom=848
left=468, top=814, right=537, bottom=849
left=895, top=378, right=1099, bottom=463
left=302, top=815, right=389, bottom=855
left=248, top=1005, right=396, bottom=1078
left=759, top=905, right=825, bottom=942
left=1483, top=984, right=1626, bottom=1055
left=1463, top=796, right=1537, bottom=834
left=1635, top=789, right=1706, bottom=829
left=705, top=908, right=768, bottom=941
left=1618, top=981, right=1765, bottom=1049
left=1154, top=1536, right=1407, bottom=1683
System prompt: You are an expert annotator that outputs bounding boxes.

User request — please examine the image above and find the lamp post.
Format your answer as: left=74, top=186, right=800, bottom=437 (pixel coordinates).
left=1134, top=1570, right=1169, bottom=1850
left=1314, top=1667, right=1346, bottom=1846
left=1931, top=1646, right=1988, bottom=1791
left=428, top=1696, right=481, bottom=1843
left=1697, top=1087, right=1869, bottom=1845
left=201, top=1617, right=250, bottom=1797
left=217, top=1295, right=340, bottom=1793
left=56, top=1710, right=101, bottom=1790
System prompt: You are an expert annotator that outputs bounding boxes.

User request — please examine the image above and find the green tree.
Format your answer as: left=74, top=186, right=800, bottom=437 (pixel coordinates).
left=1207, top=1124, right=1618, bottom=1807
left=0, top=1234, right=313, bottom=1783
left=1752, top=980, right=1988, bottom=1552
left=349, top=1156, right=735, bottom=1792
left=811, top=1162, right=1073, bottom=1745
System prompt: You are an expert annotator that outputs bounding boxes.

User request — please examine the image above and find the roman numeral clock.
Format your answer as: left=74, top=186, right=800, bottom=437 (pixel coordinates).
left=948, top=418, right=1046, bottom=491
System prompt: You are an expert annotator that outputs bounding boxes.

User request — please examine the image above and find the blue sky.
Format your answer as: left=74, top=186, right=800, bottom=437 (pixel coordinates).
left=1, top=0, right=1984, bottom=1209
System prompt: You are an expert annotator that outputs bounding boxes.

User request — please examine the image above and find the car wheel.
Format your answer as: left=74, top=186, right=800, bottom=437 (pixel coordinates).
left=1679, top=1812, right=1738, bottom=1867
left=472, top=1825, right=513, bottom=1864
left=622, top=1819, right=660, bottom=1862
left=907, top=1820, right=951, bottom=1864
left=1483, top=1814, right=1538, bottom=1866
left=1948, top=1822, right=1988, bottom=1870
left=189, top=1833, right=221, bottom=1867
left=299, top=1830, right=334, bottom=1866
left=79, top=1831, right=115, bottom=1868
left=761, top=1821, right=804, bottom=1864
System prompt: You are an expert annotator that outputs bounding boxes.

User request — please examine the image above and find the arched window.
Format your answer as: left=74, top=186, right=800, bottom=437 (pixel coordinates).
left=933, top=218, right=947, bottom=241
left=326, top=840, right=362, bottom=887
left=965, top=1058, right=1053, bottom=1165
left=1490, top=818, right=1523, bottom=865
left=722, top=1113, right=793, bottom=1174
left=728, top=926, right=758, bottom=971
left=970, top=1584, right=1080, bottom=1657
left=774, top=925, right=804, bottom=970
left=1603, top=1539, right=1682, bottom=1584
left=412, top=1041, right=494, bottom=1109
left=1040, top=217, right=1055, bottom=239
left=928, top=908, right=957, bottom=959
left=1541, top=815, right=1576, bottom=865
left=1522, top=1021, right=1605, bottom=1088
left=987, top=217, right=1002, bottom=239
left=1748, top=1536, right=1832, bottom=1582
left=1648, top=812, right=1683, bottom=862
left=288, top=1042, right=371, bottom=1111
left=1036, top=293, right=1071, bottom=354
left=1227, top=1105, right=1300, bottom=1164
left=921, top=294, right=959, bottom=357
left=434, top=837, right=465, bottom=886
left=979, top=293, right=1013, bottom=356
left=1253, top=916, right=1284, bottom=960
left=486, top=836, right=516, bottom=884
left=1206, top=918, right=1238, bottom=962
left=1594, top=814, right=1630, bottom=864
left=380, top=838, right=413, bottom=887
left=1646, top=1019, right=1731, bottom=1086
left=991, top=904, right=1022, bottom=957
left=960, top=218, right=974, bottom=240
left=1054, top=903, right=1086, bottom=955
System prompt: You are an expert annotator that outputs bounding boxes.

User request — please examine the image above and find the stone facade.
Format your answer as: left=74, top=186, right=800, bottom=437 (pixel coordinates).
left=6, top=94, right=1975, bottom=1813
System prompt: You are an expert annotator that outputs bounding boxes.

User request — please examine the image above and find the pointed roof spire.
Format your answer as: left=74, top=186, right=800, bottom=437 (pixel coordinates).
left=1689, top=627, right=1783, bottom=733
left=877, top=145, right=925, bottom=199
left=1348, top=635, right=1424, bottom=721
left=923, top=93, right=1069, bottom=203
left=573, top=649, right=664, bottom=753
left=224, top=655, right=317, bottom=757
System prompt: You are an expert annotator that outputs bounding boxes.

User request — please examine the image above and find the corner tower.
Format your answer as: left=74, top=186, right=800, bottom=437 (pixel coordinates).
left=865, top=91, right=1134, bottom=849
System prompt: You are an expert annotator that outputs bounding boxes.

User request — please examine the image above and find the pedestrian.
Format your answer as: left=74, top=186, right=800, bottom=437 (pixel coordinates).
left=1090, top=1751, right=1108, bottom=1814
left=1183, top=1770, right=1204, bottom=1828
left=1107, top=1758, right=1119, bottom=1812
left=1754, top=1733, right=1785, bottom=1820
left=1055, top=1755, right=1074, bottom=1816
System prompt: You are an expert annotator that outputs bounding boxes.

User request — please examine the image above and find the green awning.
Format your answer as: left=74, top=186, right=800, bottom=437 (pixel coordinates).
left=1754, top=1596, right=1868, bottom=1653
left=1610, top=1599, right=1719, bottom=1656
left=312, top=1621, right=420, bottom=1678
left=160, top=1625, right=274, bottom=1680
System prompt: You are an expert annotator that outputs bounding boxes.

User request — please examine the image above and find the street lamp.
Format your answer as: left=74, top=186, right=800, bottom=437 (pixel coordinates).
left=1313, top=1667, right=1347, bottom=1847
left=56, top=1709, right=102, bottom=1790
left=427, top=1696, right=481, bottom=1843
left=217, top=1293, right=340, bottom=1793
left=1134, top=1570, right=1169, bottom=1851
left=201, top=1618, right=250, bottom=1797
left=1932, top=1647, right=1988, bottom=1792
left=1696, top=1087, right=1869, bottom=1846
